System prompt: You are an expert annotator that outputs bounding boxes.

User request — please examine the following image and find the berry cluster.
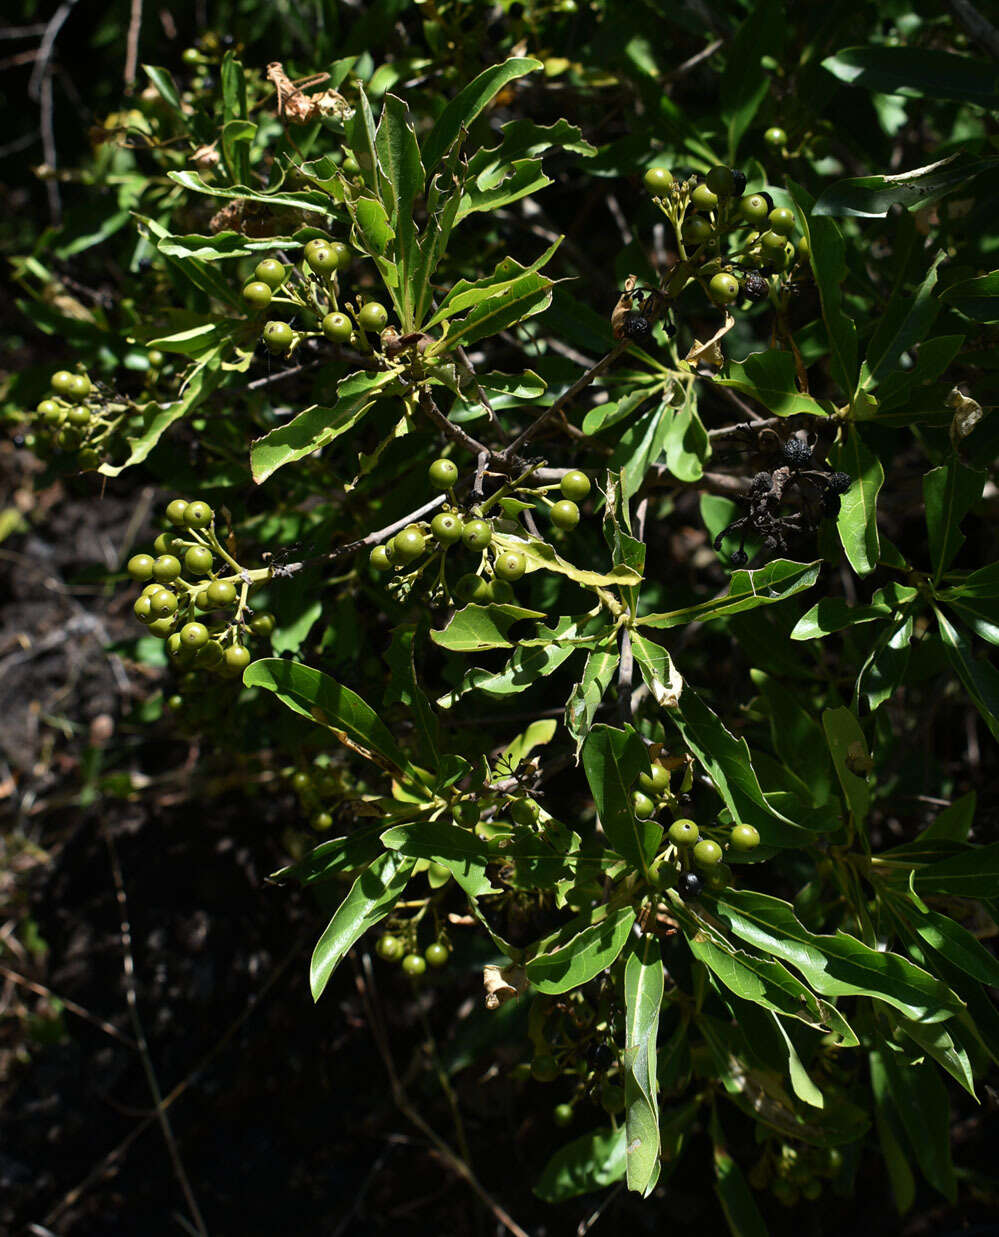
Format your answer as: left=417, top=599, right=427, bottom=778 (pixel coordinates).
left=748, top=1141, right=844, bottom=1206
left=643, top=159, right=808, bottom=311
left=529, top=989, right=627, bottom=1124
left=288, top=763, right=347, bottom=832
left=369, top=461, right=592, bottom=604
left=713, top=436, right=854, bottom=564
left=127, top=499, right=272, bottom=673
left=26, top=369, right=106, bottom=471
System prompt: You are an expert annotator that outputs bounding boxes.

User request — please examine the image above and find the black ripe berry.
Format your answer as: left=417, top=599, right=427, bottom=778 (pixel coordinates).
left=758, top=191, right=775, bottom=214
left=679, top=871, right=703, bottom=900
left=827, top=471, right=852, bottom=495
left=730, top=549, right=749, bottom=566
left=623, top=312, right=651, bottom=343
left=587, top=1041, right=614, bottom=1071
left=743, top=271, right=769, bottom=302
left=782, top=437, right=812, bottom=468
left=731, top=169, right=748, bottom=196
left=751, top=471, right=773, bottom=494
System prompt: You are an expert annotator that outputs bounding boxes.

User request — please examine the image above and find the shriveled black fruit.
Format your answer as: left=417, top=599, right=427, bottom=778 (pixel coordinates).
left=623, top=312, right=651, bottom=342
left=743, top=271, right=770, bottom=302
left=751, top=471, right=772, bottom=493
left=782, top=437, right=812, bottom=468
left=827, top=471, right=852, bottom=494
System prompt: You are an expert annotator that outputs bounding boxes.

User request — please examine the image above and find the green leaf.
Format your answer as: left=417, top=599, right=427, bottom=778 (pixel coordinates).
left=147, top=319, right=238, bottom=358
left=437, top=270, right=555, bottom=351
left=863, top=252, right=944, bottom=389
left=375, top=94, right=424, bottom=327
left=269, top=825, right=384, bottom=885
left=421, top=57, right=543, bottom=175
left=425, top=242, right=560, bottom=329
left=821, top=707, right=871, bottom=827
left=814, top=154, right=999, bottom=219
left=346, top=86, right=380, bottom=192
left=244, top=658, right=418, bottom=779
left=788, top=180, right=858, bottom=398
left=823, top=46, right=999, bottom=108
left=250, top=371, right=402, bottom=484
left=491, top=530, right=642, bottom=589
left=720, top=0, right=781, bottom=162
left=380, top=820, right=496, bottom=897
left=431, top=602, right=545, bottom=653
left=895, top=1015, right=977, bottom=1099
left=870, top=1052, right=917, bottom=1214
left=156, top=230, right=302, bottom=261
left=581, top=725, right=661, bottom=875
left=934, top=606, right=999, bottom=743
left=221, top=119, right=256, bottom=190
left=941, top=271, right=999, bottom=323
left=830, top=428, right=883, bottom=576
left=662, top=386, right=710, bottom=482
left=167, top=168, right=331, bottom=214
left=623, top=936, right=663, bottom=1196
left=913, top=839, right=999, bottom=900
left=565, top=637, right=620, bottom=755
left=533, top=1125, right=627, bottom=1202
left=500, top=718, right=559, bottom=772
left=714, top=351, right=828, bottom=418
left=631, top=632, right=683, bottom=709
left=143, top=65, right=186, bottom=119
left=869, top=1045, right=956, bottom=1201
left=640, top=560, right=821, bottom=629
left=310, top=851, right=416, bottom=1000
left=525, top=904, right=636, bottom=994
left=919, top=790, right=975, bottom=843
left=714, top=889, right=964, bottom=1023
left=711, top=1110, right=770, bottom=1237
left=456, top=159, right=553, bottom=222
left=923, top=459, right=986, bottom=583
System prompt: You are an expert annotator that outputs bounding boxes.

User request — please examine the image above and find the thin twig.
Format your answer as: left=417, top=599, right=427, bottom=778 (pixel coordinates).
left=123, top=0, right=143, bottom=89
left=104, top=830, right=208, bottom=1237
left=950, top=0, right=999, bottom=58
left=418, top=386, right=491, bottom=458
left=666, top=37, right=724, bottom=79
left=0, top=965, right=137, bottom=1049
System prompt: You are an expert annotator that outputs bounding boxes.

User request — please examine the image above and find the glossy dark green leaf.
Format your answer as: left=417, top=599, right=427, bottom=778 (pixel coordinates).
left=581, top=726, right=660, bottom=875
left=380, top=820, right=497, bottom=897
left=822, top=707, right=871, bottom=827
left=895, top=1015, right=977, bottom=1098
left=431, top=602, right=546, bottom=652
left=310, top=851, right=416, bottom=1000
left=941, top=271, right=999, bottom=323
left=714, top=351, right=827, bottom=418
left=167, top=168, right=331, bottom=214
left=919, top=790, right=975, bottom=842
left=490, top=530, right=642, bottom=588
left=814, top=153, right=999, bottom=218
left=830, top=428, right=883, bottom=576
left=823, top=46, right=999, bottom=107
left=533, top=1125, right=626, bottom=1202
left=870, top=1051, right=916, bottom=1214
left=641, top=560, right=821, bottom=630
left=720, top=0, right=782, bottom=162
left=623, top=935, right=663, bottom=1196
left=934, top=606, right=999, bottom=742
left=525, top=904, right=636, bottom=994
left=565, top=637, right=620, bottom=754
left=923, top=459, right=986, bottom=583
left=863, top=252, right=944, bottom=389
left=913, top=839, right=999, bottom=900
left=711, top=1109, right=770, bottom=1237
left=631, top=631, right=683, bottom=709
left=869, top=1044, right=956, bottom=1201
left=269, top=825, right=384, bottom=885
left=791, top=596, right=891, bottom=640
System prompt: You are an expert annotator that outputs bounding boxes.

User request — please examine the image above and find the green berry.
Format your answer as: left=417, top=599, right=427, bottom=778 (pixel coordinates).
left=358, top=301, right=388, bottom=331
left=165, top=499, right=189, bottom=526
left=133, top=595, right=154, bottom=623
left=691, top=182, right=718, bottom=211
left=454, top=800, right=480, bottom=827
left=152, top=554, right=182, bottom=583
left=376, top=934, right=404, bottom=962
left=56, top=427, right=81, bottom=451
left=705, top=862, right=731, bottom=891
left=428, top=458, right=458, bottom=489
left=328, top=241, right=351, bottom=271
left=401, top=953, right=427, bottom=977
left=249, top=612, right=276, bottom=637
left=184, top=545, right=213, bottom=575
left=632, top=790, right=655, bottom=820
left=67, top=405, right=91, bottom=427
left=693, top=838, right=723, bottom=867
left=560, top=470, right=591, bottom=501
left=195, top=640, right=224, bottom=669
left=179, top=622, right=209, bottom=650
left=553, top=1103, right=574, bottom=1127
left=37, top=399, right=62, bottom=423
left=254, top=258, right=285, bottom=288
left=493, top=550, right=526, bottom=582
left=760, top=229, right=787, bottom=254
left=321, top=312, right=352, bottom=343
left=668, top=819, right=699, bottom=846
left=639, top=764, right=670, bottom=795
left=550, top=500, right=580, bottom=531
left=242, top=281, right=273, bottom=309
left=705, top=165, right=735, bottom=197
left=764, top=126, right=787, bottom=147
left=531, top=1054, right=560, bottom=1082
left=312, top=811, right=334, bottom=831
left=67, top=373, right=91, bottom=398
left=455, top=573, right=492, bottom=604
left=461, top=519, right=492, bottom=550
left=224, top=645, right=251, bottom=674
left=739, top=194, right=771, bottom=225
left=643, top=166, right=673, bottom=194
left=431, top=512, right=463, bottom=546
left=341, top=153, right=360, bottom=176
left=184, top=500, right=212, bottom=530
left=730, top=824, right=761, bottom=851
left=148, top=589, right=178, bottom=619
left=648, top=856, right=678, bottom=890
left=263, top=321, right=294, bottom=352
left=303, top=239, right=338, bottom=274
left=392, top=527, right=425, bottom=564
left=51, top=370, right=76, bottom=395
left=768, top=207, right=795, bottom=236
left=166, top=693, right=184, bottom=710
left=796, top=235, right=810, bottom=259
left=148, top=616, right=176, bottom=638
left=425, top=942, right=449, bottom=968
left=682, top=215, right=713, bottom=246
left=148, top=349, right=165, bottom=368
left=709, top=272, right=740, bottom=305
left=127, top=554, right=154, bottom=581
left=77, top=448, right=101, bottom=470
left=207, top=579, right=237, bottom=606
left=510, top=797, right=540, bottom=827
left=370, top=545, right=391, bottom=571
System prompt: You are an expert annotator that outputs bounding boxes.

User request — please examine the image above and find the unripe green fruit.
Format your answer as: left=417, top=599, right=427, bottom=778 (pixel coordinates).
left=392, top=527, right=425, bottom=564
left=764, top=126, right=787, bottom=147
left=669, top=819, right=699, bottom=846
left=184, top=545, right=213, bottom=575
left=154, top=534, right=177, bottom=557
left=639, top=764, right=670, bottom=795
left=263, top=321, right=294, bottom=352
left=133, top=595, right=154, bottom=622
left=487, top=579, right=512, bottom=604
left=152, top=554, right=182, bottom=583
left=632, top=790, right=655, bottom=819
left=425, top=942, right=449, bottom=968
left=760, top=229, right=788, bottom=254
left=57, top=427, right=81, bottom=451
left=341, top=154, right=360, bottom=176
left=195, top=640, right=223, bottom=669
left=127, top=554, right=155, bottom=581
left=165, top=499, right=189, bottom=526
left=643, top=166, right=673, bottom=194
left=730, top=824, right=761, bottom=851
left=242, top=281, right=273, bottom=309
left=148, top=589, right=178, bottom=619
left=768, top=207, right=795, bottom=236
left=796, top=235, right=810, bottom=259
left=494, top=550, right=526, bottom=582
left=648, top=856, right=678, bottom=890
left=224, top=645, right=251, bottom=673
left=704, top=165, right=735, bottom=197
left=462, top=518, right=492, bottom=550
left=207, top=579, right=237, bottom=606
left=321, top=312, right=352, bottom=343
left=303, top=239, right=337, bottom=273
left=167, top=693, right=184, bottom=710
left=560, top=470, right=591, bottom=501
left=550, top=500, right=580, bottom=531
left=510, top=797, right=540, bottom=827
left=531, top=1054, right=560, bottom=1082
left=312, top=811, right=334, bottom=831
left=431, top=512, right=463, bottom=545
left=78, top=448, right=101, bottom=470
left=709, top=272, right=740, bottom=305
left=328, top=241, right=352, bottom=271
left=705, top=862, right=731, bottom=891
left=401, top=953, right=427, bottom=977
left=377, top=934, right=404, bottom=962
left=739, top=194, right=771, bottom=225
left=68, top=373, right=92, bottom=397
left=682, top=215, right=713, bottom=246
left=370, top=545, right=391, bottom=571
left=691, top=182, right=718, bottom=211
left=453, top=799, right=480, bottom=827
left=148, top=617, right=176, bottom=638
left=51, top=370, right=76, bottom=395
left=455, top=573, right=492, bottom=604
left=693, top=838, right=723, bottom=867
left=179, top=622, right=209, bottom=650
left=184, top=501, right=212, bottom=530
left=358, top=301, right=388, bottom=331
left=254, top=258, right=286, bottom=288
left=428, top=458, right=458, bottom=489
left=67, top=405, right=91, bottom=427
left=148, top=349, right=165, bottom=368
left=250, top=612, right=276, bottom=637
left=38, top=399, right=62, bottom=423
left=553, top=1103, right=574, bottom=1127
